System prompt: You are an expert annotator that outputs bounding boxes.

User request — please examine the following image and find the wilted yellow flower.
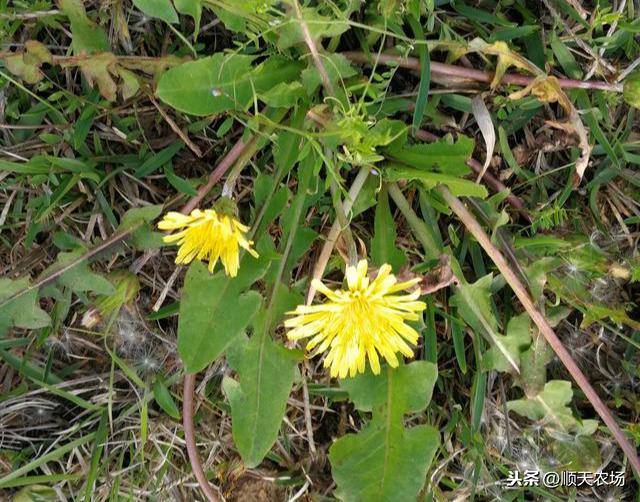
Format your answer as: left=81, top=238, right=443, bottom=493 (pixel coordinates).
left=286, top=260, right=426, bottom=378
left=158, top=207, right=258, bottom=277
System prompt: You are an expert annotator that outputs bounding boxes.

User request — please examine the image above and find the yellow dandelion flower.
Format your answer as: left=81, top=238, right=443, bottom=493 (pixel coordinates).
left=158, top=207, right=258, bottom=277
left=285, top=260, right=426, bottom=379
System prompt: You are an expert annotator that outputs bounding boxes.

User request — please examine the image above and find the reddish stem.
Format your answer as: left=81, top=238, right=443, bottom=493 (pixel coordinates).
left=179, top=135, right=254, bottom=500
left=181, top=136, right=254, bottom=215
left=183, top=374, right=221, bottom=502
left=342, top=51, right=623, bottom=93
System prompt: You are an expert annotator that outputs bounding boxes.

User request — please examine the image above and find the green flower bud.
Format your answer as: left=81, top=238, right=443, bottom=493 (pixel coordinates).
left=214, top=196, right=239, bottom=217
left=82, top=271, right=140, bottom=327
left=623, top=71, right=640, bottom=109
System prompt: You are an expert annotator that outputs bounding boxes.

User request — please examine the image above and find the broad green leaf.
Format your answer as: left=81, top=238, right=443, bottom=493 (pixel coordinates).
left=450, top=275, right=522, bottom=374
left=132, top=0, right=178, bottom=24
left=204, top=0, right=270, bottom=33
left=257, top=186, right=290, bottom=235
left=118, top=205, right=163, bottom=231
left=223, top=160, right=312, bottom=467
left=329, top=362, right=440, bottom=502
left=580, top=303, right=639, bottom=330
left=117, top=205, right=164, bottom=249
left=156, top=54, right=302, bottom=116
left=59, top=0, right=110, bottom=54
left=0, top=277, right=51, bottom=332
left=508, top=380, right=598, bottom=434
left=223, top=335, right=299, bottom=467
left=525, top=256, right=562, bottom=301
left=351, top=175, right=380, bottom=217
left=178, top=256, right=270, bottom=373
left=553, top=436, right=602, bottom=471
left=41, top=250, right=114, bottom=296
left=265, top=228, right=317, bottom=284
left=223, top=285, right=302, bottom=467
left=371, top=185, right=406, bottom=270
left=275, top=8, right=349, bottom=50
left=623, top=71, right=640, bottom=109
left=273, top=123, right=304, bottom=178
left=156, top=54, right=253, bottom=115
left=386, top=165, right=488, bottom=198
left=386, top=136, right=475, bottom=175
left=259, top=81, right=305, bottom=108
left=545, top=272, right=640, bottom=331
left=300, top=53, right=358, bottom=95
left=381, top=132, right=481, bottom=198
left=509, top=379, right=574, bottom=425
left=481, top=313, right=532, bottom=373
left=519, top=332, right=553, bottom=396
left=174, top=0, right=203, bottom=37
left=253, top=173, right=276, bottom=209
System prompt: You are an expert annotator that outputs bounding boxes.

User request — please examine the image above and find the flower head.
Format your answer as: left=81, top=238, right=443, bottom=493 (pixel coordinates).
left=285, top=260, right=426, bottom=378
left=158, top=205, right=258, bottom=277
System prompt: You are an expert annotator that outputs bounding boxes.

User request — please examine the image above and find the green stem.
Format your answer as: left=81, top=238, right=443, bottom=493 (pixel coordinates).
left=330, top=174, right=358, bottom=267
left=306, top=166, right=369, bottom=304
left=387, top=183, right=440, bottom=259
left=221, top=108, right=290, bottom=198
